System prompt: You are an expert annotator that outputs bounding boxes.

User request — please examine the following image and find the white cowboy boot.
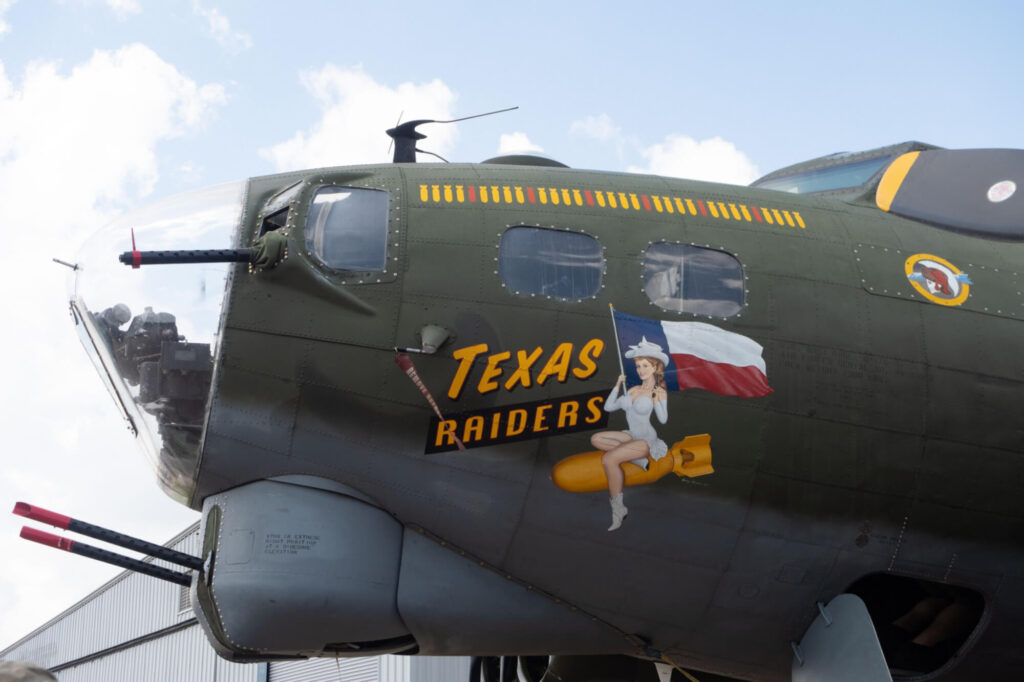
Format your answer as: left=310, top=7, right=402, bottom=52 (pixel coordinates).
left=608, top=493, right=628, bottom=531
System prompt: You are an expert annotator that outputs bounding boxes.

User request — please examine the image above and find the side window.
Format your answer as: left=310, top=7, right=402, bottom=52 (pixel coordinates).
left=259, top=181, right=303, bottom=235
left=305, top=187, right=389, bottom=271
left=499, top=227, right=603, bottom=300
left=644, top=243, right=744, bottom=317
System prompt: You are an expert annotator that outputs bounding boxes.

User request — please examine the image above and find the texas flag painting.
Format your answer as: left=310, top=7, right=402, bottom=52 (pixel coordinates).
left=613, top=308, right=773, bottom=398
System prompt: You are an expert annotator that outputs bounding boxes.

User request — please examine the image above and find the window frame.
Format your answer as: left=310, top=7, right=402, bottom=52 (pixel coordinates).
left=303, top=185, right=392, bottom=276
left=641, top=241, right=746, bottom=319
left=497, top=225, right=606, bottom=302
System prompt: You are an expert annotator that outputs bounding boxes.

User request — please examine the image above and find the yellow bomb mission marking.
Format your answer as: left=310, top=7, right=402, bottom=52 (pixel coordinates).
left=418, top=183, right=807, bottom=229
left=447, top=339, right=605, bottom=400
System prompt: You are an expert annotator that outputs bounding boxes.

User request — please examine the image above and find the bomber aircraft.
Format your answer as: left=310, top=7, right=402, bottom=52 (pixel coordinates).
left=15, top=119, right=1024, bottom=681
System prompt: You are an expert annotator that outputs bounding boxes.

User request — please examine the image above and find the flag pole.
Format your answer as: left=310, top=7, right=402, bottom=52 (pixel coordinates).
left=609, top=304, right=626, bottom=395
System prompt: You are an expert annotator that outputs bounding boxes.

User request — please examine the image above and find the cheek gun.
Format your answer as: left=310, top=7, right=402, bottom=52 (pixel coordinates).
left=14, top=501, right=202, bottom=587
left=118, top=248, right=255, bottom=268
left=117, top=226, right=288, bottom=271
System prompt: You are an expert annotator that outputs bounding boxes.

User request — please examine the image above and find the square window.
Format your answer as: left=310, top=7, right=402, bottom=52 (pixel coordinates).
left=644, top=243, right=744, bottom=317
left=305, top=187, right=389, bottom=272
left=499, top=227, right=603, bottom=299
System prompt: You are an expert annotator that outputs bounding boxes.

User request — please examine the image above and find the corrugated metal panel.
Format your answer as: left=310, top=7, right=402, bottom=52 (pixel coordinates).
left=409, top=656, right=472, bottom=682
left=343, top=657, right=379, bottom=682
left=216, top=649, right=263, bottom=682
left=3, top=524, right=203, bottom=670
left=378, top=655, right=410, bottom=682
left=49, top=621, right=258, bottom=682
left=270, top=656, right=347, bottom=682
left=269, top=655, right=388, bottom=682
left=267, top=654, right=472, bottom=682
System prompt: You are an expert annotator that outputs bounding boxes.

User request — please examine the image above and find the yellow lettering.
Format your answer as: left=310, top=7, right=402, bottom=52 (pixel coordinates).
left=434, top=420, right=458, bottom=447
left=557, top=400, right=580, bottom=428
left=490, top=412, right=502, bottom=439
left=506, top=409, right=528, bottom=436
left=504, top=347, right=543, bottom=391
left=463, top=416, right=485, bottom=442
left=572, top=338, right=605, bottom=379
left=448, top=344, right=489, bottom=399
left=533, top=404, right=553, bottom=432
left=537, top=342, right=574, bottom=385
left=585, top=396, right=604, bottom=423
left=477, top=351, right=511, bottom=394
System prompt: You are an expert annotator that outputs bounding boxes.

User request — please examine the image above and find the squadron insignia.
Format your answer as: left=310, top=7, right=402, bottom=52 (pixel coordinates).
left=905, top=254, right=972, bottom=306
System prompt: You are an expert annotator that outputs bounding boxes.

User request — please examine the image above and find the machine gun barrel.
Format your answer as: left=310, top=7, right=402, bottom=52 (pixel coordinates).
left=118, top=248, right=254, bottom=267
left=19, top=527, right=192, bottom=587
left=13, top=502, right=203, bottom=571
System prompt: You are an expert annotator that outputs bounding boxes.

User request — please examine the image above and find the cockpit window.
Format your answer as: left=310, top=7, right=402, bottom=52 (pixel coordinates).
left=265, top=181, right=302, bottom=215
left=259, top=181, right=302, bottom=235
left=643, top=243, right=744, bottom=317
left=260, top=207, right=289, bottom=235
left=305, top=187, right=389, bottom=271
left=752, top=155, right=894, bottom=194
left=499, top=226, right=603, bottom=300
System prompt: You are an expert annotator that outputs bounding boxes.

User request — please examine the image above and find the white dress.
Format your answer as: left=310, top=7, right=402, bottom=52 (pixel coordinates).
left=604, top=386, right=668, bottom=469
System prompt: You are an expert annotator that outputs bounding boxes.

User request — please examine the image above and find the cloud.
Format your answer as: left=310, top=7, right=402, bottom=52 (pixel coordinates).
left=104, top=0, right=141, bottom=17
left=261, top=65, right=457, bottom=171
left=193, top=1, right=252, bottom=53
left=0, top=0, right=16, bottom=37
left=0, top=43, right=223, bottom=646
left=569, top=114, right=758, bottom=185
left=0, top=45, right=225, bottom=218
left=70, top=0, right=141, bottom=19
left=498, top=131, right=542, bottom=154
left=628, top=135, right=760, bottom=185
left=569, top=114, right=621, bottom=143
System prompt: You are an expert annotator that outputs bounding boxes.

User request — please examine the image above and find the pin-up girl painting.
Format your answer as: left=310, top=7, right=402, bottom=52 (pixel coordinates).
left=551, top=308, right=771, bottom=532
left=589, top=337, right=669, bottom=531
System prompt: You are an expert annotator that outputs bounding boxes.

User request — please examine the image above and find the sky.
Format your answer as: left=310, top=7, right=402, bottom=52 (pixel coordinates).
left=2, top=0, right=1024, bottom=651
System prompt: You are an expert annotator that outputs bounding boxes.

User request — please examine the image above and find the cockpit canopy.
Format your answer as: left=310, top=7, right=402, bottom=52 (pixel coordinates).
left=755, top=141, right=1024, bottom=241
left=750, top=141, right=939, bottom=197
